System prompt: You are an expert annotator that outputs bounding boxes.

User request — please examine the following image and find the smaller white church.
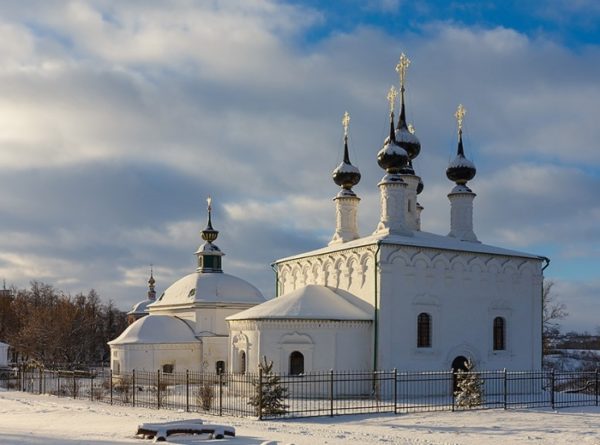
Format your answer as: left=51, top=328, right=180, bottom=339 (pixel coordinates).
left=109, top=198, right=266, bottom=375
left=109, top=53, right=546, bottom=377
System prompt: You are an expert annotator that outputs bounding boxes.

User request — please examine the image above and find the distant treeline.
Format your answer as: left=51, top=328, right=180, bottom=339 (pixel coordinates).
left=0, top=281, right=127, bottom=368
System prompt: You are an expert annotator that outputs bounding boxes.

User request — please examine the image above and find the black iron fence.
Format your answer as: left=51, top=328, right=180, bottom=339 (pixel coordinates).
left=1, top=367, right=598, bottom=419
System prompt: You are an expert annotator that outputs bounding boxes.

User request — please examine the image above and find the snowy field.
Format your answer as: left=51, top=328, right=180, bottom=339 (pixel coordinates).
left=1, top=391, right=600, bottom=445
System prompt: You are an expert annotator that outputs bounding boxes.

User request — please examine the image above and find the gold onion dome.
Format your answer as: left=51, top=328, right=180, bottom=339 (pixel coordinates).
left=332, top=111, right=361, bottom=195
left=377, top=85, right=409, bottom=174
left=446, top=104, right=476, bottom=186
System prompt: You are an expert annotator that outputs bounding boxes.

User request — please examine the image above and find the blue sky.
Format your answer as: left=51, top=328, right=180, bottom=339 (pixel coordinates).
left=0, top=0, right=598, bottom=332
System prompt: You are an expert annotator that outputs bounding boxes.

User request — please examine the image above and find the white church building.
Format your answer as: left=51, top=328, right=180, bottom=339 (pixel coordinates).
left=109, top=54, right=546, bottom=377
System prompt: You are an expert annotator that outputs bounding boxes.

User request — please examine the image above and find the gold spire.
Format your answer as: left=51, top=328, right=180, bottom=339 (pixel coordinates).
left=395, top=52, right=411, bottom=90
left=207, top=196, right=212, bottom=212
left=454, top=104, right=467, bottom=133
left=387, top=85, right=398, bottom=113
left=342, top=111, right=350, bottom=137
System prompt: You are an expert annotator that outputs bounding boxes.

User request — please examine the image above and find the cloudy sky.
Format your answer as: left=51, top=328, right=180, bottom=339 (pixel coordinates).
left=0, top=0, right=598, bottom=332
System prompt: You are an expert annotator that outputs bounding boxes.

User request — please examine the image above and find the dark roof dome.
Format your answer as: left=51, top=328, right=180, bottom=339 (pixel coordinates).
left=395, top=97, right=421, bottom=160
left=394, top=52, right=421, bottom=161
left=417, top=177, right=424, bottom=195
left=446, top=104, right=476, bottom=186
left=399, top=159, right=416, bottom=175
left=332, top=111, right=361, bottom=194
left=377, top=89, right=409, bottom=175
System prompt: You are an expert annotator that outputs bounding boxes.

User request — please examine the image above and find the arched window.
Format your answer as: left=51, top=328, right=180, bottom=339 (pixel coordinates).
left=493, top=317, right=506, bottom=350
left=289, top=351, right=304, bottom=376
left=417, top=313, right=432, bottom=348
left=215, top=360, right=225, bottom=375
left=239, top=351, right=246, bottom=375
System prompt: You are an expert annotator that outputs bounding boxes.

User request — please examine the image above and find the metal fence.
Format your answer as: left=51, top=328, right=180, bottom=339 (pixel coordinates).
left=1, top=367, right=598, bottom=419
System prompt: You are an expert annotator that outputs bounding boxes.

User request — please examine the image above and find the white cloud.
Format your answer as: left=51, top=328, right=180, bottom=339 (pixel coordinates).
left=0, top=3, right=597, bottom=329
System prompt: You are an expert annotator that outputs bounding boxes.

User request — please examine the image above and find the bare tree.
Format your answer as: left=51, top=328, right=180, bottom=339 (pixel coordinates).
left=542, top=280, right=568, bottom=355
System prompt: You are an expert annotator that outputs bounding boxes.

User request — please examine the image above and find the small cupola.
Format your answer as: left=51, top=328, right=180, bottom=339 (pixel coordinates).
left=332, top=111, right=361, bottom=196
left=446, top=104, right=479, bottom=243
left=446, top=104, right=476, bottom=191
left=394, top=53, right=421, bottom=161
left=377, top=85, right=409, bottom=175
left=330, top=111, right=362, bottom=245
left=147, top=266, right=156, bottom=301
left=195, top=197, right=224, bottom=273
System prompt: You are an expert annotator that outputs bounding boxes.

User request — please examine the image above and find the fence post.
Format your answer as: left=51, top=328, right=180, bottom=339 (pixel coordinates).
left=90, top=374, right=94, bottom=401
left=218, top=372, right=223, bottom=416
left=157, top=370, right=161, bottom=410
left=451, top=370, right=455, bottom=412
left=186, top=370, right=190, bottom=412
left=393, top=368, right=398, bottom=415
left=57, top=371, right=60, bottom=397
left=503, top=368, right=507, bottom=410
left=258, top=367, right=264, bottom=420
left=72, top=372, right=76, bottom=399
left=595, top=369, right=598, bottom=407
left=132, top=370, right=136, bottom=408
left=329, top=369, right=334, bottom=418
left=39, top=368, right=42, bottom=394
left=550, top=370, right=555, bottom=410
left=110, top=369, right=113, bottom=406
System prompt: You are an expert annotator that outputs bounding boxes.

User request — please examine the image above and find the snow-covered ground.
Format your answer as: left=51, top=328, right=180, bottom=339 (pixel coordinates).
left=1, top=390, right=599, bottom=445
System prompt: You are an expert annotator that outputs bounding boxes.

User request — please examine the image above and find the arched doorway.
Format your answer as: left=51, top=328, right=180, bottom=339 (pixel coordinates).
left=451, top=355, right=469, bottom=391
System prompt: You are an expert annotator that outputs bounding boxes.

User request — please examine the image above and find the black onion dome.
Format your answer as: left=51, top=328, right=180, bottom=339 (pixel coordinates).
left=332, top=135, right=361, bottom=190
left=399, top=159, right=416, bottom=175
left=395, top=91, right=421, bottom=160
left=446, top=130, right=476, bottom=185
left=417, top=177, right=424, bottom=195
left=377, top=111, right=409, bottom=174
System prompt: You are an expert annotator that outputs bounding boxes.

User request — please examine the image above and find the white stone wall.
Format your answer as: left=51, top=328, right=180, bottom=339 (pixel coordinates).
left=277, top=245, right=377, bottom=308
left=276, top=243, right=542, bottom=373
left=228, top=319, right=372, bottom=374
left=378, top=244, right=542, bottom=372
left=110, top=343, right=202, bottom=374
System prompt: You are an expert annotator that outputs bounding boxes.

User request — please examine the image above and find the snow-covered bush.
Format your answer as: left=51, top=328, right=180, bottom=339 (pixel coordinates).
left=454, top=358, right=484, bottom=408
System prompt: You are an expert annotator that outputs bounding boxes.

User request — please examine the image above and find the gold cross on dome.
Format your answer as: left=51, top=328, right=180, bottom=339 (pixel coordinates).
left=387, top=85, right=398, bottom=112
left=454, top=104, right=466, bottom=132
left=207, top=196, right=212, bottom=212
left=342, top=111, right=350, bottom=137
left=395, top=53, right=411, bottom=88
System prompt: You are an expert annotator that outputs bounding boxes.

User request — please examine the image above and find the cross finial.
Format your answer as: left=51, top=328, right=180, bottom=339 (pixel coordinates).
left=387, top=85, right=398, bottom=113
left=207, top=196, right=212, bottom=212
left=342, top=111, right=350, bottom=137
left=454, top=104, right=466, bottom=133
left=395, top=53, right=411, bottom=90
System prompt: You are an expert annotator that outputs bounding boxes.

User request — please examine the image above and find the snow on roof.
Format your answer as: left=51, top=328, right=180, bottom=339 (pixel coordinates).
left=127, top=299, right=153, bottom=316
left=227, top=284, right=373, bottom=321
left=0, top=342, right=8, bottom=347
left=150, top=272, right=265, bottom=308
left=448, top=154, right=475, bottom=169
left=108, top=315, right=198, bottom=345
left=276, top=230, right=542, bottom=263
